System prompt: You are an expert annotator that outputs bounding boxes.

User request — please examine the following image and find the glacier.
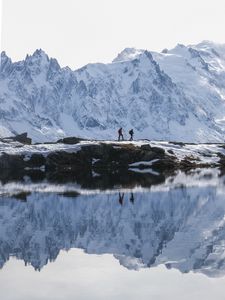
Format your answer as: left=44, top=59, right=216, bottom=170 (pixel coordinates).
left=1, top=41, right=225, bottom=142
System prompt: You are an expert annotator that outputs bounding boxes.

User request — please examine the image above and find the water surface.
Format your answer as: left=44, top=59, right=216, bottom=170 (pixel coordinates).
left=0, top=168, right=225, bottom=299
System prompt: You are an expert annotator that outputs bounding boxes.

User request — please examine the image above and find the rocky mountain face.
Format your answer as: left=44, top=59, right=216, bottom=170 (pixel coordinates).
left=1, top=41, right=225, bottom=142
left=1, top=181, right=225, bottom=277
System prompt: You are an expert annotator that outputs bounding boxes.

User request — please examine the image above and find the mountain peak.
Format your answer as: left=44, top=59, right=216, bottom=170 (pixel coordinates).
left=112, top=47, right=144, bottom=63
left=196, top=40, right=222, bottom=47
left=32, top=48, right=48, bottom=58
left=24, top=49, right=50, bottom=67
left=0, top=51, right=12, bottom=67
left=24, top=49, right=49, bottom=63
left=192, top=40, right=225, bottom=52
left=1, top=51, right=11, bottom=61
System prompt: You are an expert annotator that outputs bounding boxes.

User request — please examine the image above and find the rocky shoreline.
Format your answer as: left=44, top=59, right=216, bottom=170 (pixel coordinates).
left=1, top=136, right=225, bottom=186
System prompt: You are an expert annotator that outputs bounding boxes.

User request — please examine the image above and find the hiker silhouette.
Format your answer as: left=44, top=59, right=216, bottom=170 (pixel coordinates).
left=118, top=128, right=124, bottom=141
left=129, top=129, right=134, bottom=141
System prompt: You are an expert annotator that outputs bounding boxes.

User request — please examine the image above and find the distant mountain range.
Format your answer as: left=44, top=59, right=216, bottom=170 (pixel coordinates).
left=1, top=40, right=225, bottom=142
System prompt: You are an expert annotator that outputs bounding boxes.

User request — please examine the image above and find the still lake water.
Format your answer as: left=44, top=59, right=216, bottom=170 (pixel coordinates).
left=1, top=168, right=225, bottom=299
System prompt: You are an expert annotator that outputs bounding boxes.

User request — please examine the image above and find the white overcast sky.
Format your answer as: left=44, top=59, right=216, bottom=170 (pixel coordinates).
left=1, top=0, right=225, bottom=69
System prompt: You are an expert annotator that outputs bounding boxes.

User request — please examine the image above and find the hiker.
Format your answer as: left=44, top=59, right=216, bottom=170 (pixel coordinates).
left=129, top=129, right=134, bottom=141
left=118, top=127, right=124, bottom=141
left=119, top=192, right=124, bottom=206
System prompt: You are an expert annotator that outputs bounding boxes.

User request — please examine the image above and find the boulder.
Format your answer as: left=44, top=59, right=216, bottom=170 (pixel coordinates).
left=57, top=137, right=84, bottom=144
left=140, top=144, right=152, bottom=151
left=14, top=133, right=32, bottom=145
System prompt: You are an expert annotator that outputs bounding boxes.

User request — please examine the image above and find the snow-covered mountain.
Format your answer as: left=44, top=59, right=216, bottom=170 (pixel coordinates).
left=1, top=173, right=225, bottom=276
left=1, top=41, right=225, bottom=142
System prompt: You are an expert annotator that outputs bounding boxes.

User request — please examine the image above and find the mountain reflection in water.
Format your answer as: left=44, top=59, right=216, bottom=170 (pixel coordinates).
left=0, top=168, right=225, bottom=277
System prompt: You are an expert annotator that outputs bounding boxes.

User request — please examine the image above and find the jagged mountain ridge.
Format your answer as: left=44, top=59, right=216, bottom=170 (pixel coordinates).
left=1, top=183, right=225, bottom=276
left=1, top=41, right=225, bottom=142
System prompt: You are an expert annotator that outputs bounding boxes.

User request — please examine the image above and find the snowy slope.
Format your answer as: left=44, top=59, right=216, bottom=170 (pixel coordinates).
left=1, top=41, right=225, bottom=142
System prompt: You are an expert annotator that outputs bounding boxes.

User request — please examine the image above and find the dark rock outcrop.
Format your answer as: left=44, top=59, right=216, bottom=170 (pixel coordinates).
left=57, top=137, right=85, bottom=144
left=2, top=132, right=32, bottom=145
left=0, top=141, right=191, bottom=176
left=14, top=133, right=32, bottom=145
left=0, top=141, right=177, bottom=189
left=1, top=139, right=221, bottom=189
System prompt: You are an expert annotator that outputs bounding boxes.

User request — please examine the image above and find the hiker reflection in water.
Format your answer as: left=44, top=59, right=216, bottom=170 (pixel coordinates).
left=119, top=192, right=124, bottom=205
left=130, top=192, right=134, bottom=204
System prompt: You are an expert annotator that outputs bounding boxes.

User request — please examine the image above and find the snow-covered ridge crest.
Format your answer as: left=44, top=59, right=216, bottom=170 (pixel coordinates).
left=1, top=40, right=225, bottom=143
left=112, top=47, right=144, bottom=63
